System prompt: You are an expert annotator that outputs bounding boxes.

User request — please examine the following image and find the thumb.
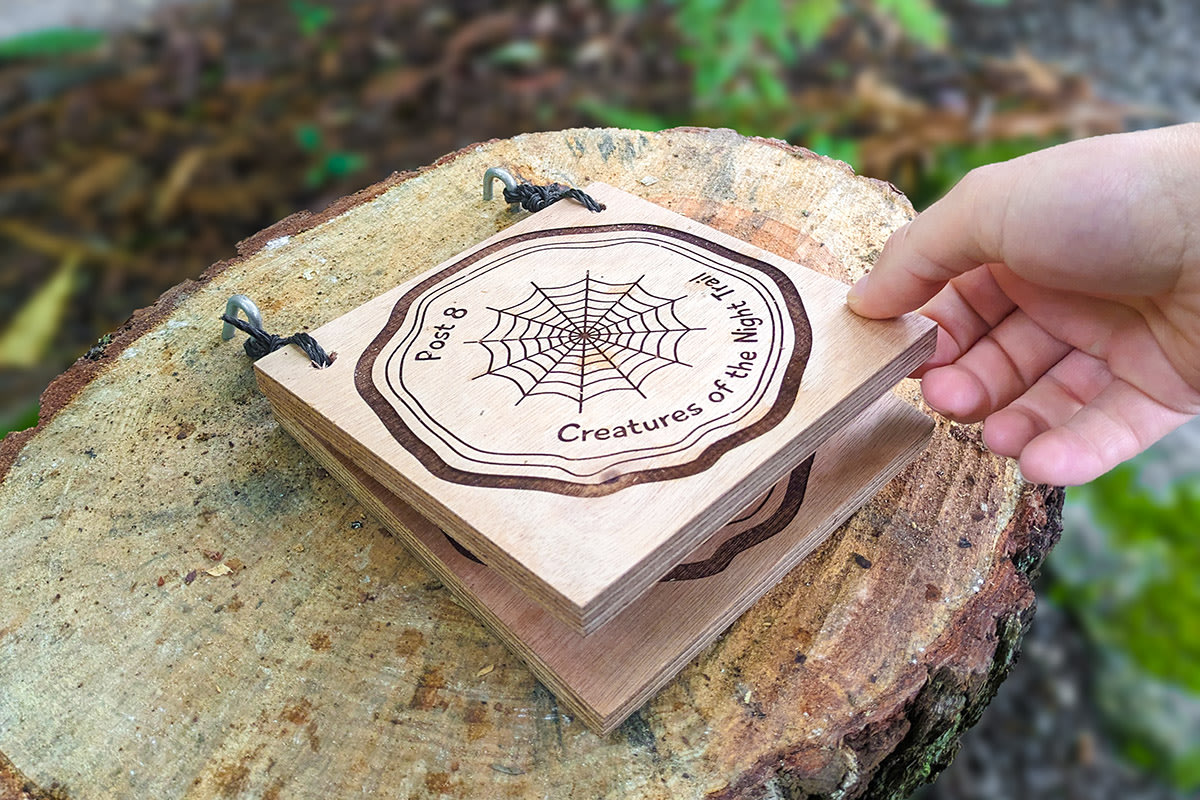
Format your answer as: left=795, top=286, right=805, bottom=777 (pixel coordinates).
left=847, top=163, right=1017, bottom=319
left=847, top=125, right=1200, bottom=318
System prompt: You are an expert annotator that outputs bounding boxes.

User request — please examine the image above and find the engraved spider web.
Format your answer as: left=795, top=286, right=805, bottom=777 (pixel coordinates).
left=471, top=272, right=701, bottom=412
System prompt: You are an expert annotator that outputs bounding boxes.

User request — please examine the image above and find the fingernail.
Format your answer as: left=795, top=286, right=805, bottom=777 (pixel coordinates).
left=846, top=274, right=869, bottom=309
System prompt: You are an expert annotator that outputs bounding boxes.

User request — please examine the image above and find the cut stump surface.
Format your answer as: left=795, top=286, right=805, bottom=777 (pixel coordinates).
left=0, top=128, right=1061, bottom=800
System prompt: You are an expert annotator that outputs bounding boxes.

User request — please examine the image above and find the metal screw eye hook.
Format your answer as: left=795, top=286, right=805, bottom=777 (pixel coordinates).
left=482, top=167, right=520, bottom=207
left=222, top=294, right=263, bottom=340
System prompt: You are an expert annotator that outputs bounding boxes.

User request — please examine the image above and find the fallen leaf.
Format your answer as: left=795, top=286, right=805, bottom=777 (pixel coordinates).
left=151, top=146, right=208, bottom=223
left=205, top=563, right=233, bottom=577
left=362, top=66, right=434, bottom=106
left=64, top=153, right=135, bottom=211
left=476, top=664, right=495, bottom=677
left=1010, top=47, right=1064, bottom=96
left=0, top=253, right=80, bottom=368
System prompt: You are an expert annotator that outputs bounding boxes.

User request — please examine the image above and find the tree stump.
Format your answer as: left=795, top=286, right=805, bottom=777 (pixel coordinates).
left=0, top=128, right=1062, bottom=799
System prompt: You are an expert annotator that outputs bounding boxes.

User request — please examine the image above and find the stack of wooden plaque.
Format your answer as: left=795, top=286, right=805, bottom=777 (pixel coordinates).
left=255, top=183, right=937, bottom=734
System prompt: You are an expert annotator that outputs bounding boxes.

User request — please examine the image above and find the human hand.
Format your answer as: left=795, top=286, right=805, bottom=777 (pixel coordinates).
left=847, top=124, right=1200, bottom=485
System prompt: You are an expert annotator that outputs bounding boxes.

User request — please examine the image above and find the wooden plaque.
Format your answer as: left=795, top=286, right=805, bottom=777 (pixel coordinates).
left=280, top=392, right=932, bottom=734
left=256, top=183, right=936, bottom=632
left=356, top=221, right=810, bottom=495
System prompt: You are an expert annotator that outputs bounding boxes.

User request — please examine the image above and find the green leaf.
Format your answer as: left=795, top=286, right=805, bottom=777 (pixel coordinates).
left=294, top=123, right=323, bottom=153
left=875, top=0, right=947, bottom=49
left=610, top=0, right=648, bottom=13
left=790, top=0, right=843, bottom=50
left=0, top=253, right=80, bottom=368
left=0, top=400, right=39, bottom=441
left=751, top=63, right=789, bottom=109
left=693, top=55, right=733, bottom=99
left=488, top=40, right=544, bottom=68
left=322, top=151, right=366, bottom=179
left=304, top=164, right=326, bottom=189
left=289, top=0, right=335, bottom=37
left=739, top=0, right=791, bottom=61
left=576, top=99, right=678, bottom=131
left=676, top=0, right=730, bottom=74
left=807, top=132, right=859, bottom=167
left=1058, top=467, right=1200, bottom=691
left=0, top=28, right=106, bottom=59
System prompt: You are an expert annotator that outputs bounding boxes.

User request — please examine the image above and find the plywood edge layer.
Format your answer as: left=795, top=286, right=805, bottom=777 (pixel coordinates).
left=280, top=393, right=932, bottom=734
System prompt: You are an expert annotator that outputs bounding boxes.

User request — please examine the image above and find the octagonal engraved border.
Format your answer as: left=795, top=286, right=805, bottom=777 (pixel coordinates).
left=355, top=223, right=812, bottom=497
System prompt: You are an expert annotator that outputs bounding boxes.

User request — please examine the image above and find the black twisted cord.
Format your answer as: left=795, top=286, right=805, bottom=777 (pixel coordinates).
left=220, top=313, right=336, bottom=368
left=502, top=182, right=606, bottom=213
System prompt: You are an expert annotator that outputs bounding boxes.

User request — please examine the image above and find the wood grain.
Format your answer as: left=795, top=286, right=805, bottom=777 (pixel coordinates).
left=255, top=183, right=936, bottom=633
left=0, top=128, right=1060, bottom=800
left=281, top=391, right=931, bottom=733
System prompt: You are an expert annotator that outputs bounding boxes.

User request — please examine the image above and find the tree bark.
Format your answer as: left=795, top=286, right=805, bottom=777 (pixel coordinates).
left=0, top=127, right=1061, bottom=800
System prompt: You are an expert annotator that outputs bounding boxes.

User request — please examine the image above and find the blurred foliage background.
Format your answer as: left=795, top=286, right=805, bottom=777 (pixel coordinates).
left=0, top=1, right=1197, bottom=797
